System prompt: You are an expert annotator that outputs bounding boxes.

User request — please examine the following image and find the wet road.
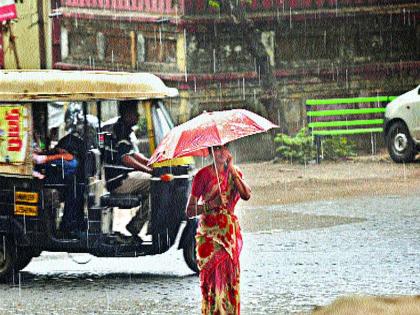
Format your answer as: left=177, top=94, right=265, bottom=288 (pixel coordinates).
left=0, top=194, right=419, bottom=314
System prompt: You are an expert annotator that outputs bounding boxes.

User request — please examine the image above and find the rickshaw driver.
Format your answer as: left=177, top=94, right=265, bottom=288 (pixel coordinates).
left=106, top=100, right=153, bottom=239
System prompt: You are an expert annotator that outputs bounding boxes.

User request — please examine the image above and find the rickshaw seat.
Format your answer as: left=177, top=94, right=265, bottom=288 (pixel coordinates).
left=100, top=193, right=145, bottom=209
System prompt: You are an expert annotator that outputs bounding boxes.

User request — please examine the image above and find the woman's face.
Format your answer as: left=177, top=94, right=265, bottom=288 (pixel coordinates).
left=212, top=145, right=230, bottom=165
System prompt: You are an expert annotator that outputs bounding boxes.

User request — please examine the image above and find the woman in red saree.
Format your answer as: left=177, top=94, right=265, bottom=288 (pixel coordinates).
left=186, top=145, right=251, bottom=315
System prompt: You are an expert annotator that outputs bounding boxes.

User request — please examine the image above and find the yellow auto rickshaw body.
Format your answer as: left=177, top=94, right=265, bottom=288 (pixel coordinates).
left=0, top=70, right=198, bottom=282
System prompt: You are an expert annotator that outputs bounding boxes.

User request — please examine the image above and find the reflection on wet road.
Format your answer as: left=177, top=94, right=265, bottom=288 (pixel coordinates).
left=0, top=195, right=419, bottom=314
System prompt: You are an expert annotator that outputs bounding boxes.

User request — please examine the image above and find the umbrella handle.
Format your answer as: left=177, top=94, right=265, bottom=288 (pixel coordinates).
left=210, top=147, right=223, bottom=197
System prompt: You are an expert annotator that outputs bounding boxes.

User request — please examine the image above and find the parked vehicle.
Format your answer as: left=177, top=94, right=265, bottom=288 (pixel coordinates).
left=384, top=85, right=420, bottom=162
left=0, top=70, right=198, bottom=281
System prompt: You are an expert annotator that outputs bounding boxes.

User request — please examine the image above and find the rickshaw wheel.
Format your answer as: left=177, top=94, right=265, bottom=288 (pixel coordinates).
left=183, top=235, right=199, bottom=274
left=0, top=236, right=17, bottom=282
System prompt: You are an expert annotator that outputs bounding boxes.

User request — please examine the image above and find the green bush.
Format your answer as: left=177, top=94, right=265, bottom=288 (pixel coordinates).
left=322, top=136, right=357, bottom=161
left=274, top=128, right=357, bottom=164
left=274, top=128, right=315, bottom=164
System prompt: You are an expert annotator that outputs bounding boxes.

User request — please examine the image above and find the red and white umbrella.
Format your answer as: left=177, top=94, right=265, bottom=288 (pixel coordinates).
left=148, top=109, right=278, bottom=165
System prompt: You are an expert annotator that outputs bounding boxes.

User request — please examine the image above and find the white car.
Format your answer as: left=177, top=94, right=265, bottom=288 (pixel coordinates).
left=385, top=85, right=420, bottom=162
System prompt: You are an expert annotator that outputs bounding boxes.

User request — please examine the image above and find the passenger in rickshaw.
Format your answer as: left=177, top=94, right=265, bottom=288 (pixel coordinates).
left=33, top=106, right=89, bottom=238
left=105, top=100, right=153, bottom=239
left=32, top=147, right=78, bottom=179
left=33, top=136, right=85, bottom=238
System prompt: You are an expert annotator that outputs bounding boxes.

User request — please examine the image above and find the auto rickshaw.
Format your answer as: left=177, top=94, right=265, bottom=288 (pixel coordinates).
left=0, top=70, right=198, bottom=282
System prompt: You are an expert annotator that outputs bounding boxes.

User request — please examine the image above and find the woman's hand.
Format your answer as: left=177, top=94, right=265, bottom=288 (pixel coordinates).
left=226, top=152, right=234, bottom=172
left=185, top=193, right=227, bottom=217
left=226, top=151, right=240, bottom=179
left=226, top=152, right=241, bottom=179
left=227, top=159, right=252, bottom=201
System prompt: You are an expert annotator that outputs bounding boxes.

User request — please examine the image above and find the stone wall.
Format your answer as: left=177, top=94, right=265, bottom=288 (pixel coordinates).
left=58, top=11, right=419, bottom=133
left=57, top=4, right=420, bottom=160
left=183, top=14, right=419, bottom=135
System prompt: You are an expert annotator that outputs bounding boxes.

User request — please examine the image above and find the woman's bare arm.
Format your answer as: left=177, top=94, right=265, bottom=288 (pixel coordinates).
left=186, top=195, right=204, bottom=218
left=185, top=195, right=223, bottom=218
left=231, top=169, right=251, bottom=200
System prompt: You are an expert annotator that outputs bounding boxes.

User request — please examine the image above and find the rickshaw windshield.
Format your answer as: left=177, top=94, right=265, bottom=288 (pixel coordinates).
left=152, top=100, right=175, bottom=147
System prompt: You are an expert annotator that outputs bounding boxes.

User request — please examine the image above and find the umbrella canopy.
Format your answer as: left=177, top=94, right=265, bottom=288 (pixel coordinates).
left=148, top=109, right=278, bottom=165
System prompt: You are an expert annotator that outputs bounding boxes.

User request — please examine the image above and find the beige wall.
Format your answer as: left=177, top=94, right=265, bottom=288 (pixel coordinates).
left=3, top=1, right=51, bottom=69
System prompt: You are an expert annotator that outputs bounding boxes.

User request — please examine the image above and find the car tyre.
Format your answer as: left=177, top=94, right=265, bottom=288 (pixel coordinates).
left=386, top=121, right=416, bottom=163
left=183, top=234, right=199, bottom=274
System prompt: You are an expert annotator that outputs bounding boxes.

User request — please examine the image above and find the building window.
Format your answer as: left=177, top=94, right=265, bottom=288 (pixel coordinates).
left=68, top=32, right=96, bottom=60
left=187, top=31, right=255, bottom=73
left=145, top=38, right=176, bottom=63
left=105, top=34, right=131, bottom=64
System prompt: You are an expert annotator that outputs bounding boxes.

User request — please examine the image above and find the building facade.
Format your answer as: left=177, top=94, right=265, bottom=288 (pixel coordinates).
left=56, top=1, right=420, bottom=135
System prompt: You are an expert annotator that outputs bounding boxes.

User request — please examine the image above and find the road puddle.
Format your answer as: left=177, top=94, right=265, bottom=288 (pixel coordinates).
left=237, top=207, right=365, bottom=233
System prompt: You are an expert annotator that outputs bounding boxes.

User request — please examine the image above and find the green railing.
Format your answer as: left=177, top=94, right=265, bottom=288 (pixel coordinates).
left=306, top=96, right=397, bottom=135
left=306, top=96, right=397, bottom=162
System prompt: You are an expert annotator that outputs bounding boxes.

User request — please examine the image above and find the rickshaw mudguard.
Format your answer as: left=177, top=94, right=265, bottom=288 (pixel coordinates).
left=178, top=217, right=198, bottom=250
left=10, top=218, right=31, bottom=246
left=150, top=165, right=192, bottom=252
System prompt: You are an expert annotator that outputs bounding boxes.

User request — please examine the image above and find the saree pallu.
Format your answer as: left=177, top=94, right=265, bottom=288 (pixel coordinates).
left=196, top=209, right=243, bottom=315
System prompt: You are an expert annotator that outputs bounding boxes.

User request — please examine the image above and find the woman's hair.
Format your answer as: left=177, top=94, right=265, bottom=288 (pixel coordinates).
left=207, top=143, right=229, bottom=155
